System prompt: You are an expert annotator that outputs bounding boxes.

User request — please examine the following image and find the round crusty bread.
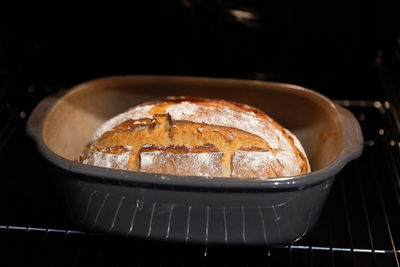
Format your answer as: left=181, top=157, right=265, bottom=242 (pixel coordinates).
left=78, top=96, right=310, bottom=178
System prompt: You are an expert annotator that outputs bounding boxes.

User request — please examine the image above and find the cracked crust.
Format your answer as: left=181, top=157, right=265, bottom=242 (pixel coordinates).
left=78, top=97, right=310, bottom=178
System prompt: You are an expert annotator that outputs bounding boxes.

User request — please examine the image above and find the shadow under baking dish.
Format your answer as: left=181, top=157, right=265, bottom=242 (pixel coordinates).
left=27, top=75, right=363, bottom=245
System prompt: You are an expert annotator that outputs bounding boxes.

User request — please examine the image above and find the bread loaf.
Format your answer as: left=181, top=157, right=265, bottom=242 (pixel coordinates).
left=78, top=96, right=310, bottom=178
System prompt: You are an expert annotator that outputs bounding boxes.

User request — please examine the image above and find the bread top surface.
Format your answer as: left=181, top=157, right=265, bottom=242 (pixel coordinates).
left=79, top=96, right=310, bottom=178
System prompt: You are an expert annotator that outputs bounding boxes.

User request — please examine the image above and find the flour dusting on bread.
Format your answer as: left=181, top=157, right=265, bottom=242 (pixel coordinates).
left=166, top=102, right=283, bottom=149
left=89, top=104, right=155, bottom=144
left=82, top=145, right=132, bottom=170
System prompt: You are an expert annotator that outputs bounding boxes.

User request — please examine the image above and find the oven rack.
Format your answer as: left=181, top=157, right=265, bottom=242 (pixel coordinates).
left=0, top=91, right=400, bottom=266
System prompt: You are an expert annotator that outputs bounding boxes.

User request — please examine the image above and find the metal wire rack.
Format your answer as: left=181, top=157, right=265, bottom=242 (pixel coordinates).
left=0, top=91, right=399, bottom=266
left=0, top=48, right=399, bottom=265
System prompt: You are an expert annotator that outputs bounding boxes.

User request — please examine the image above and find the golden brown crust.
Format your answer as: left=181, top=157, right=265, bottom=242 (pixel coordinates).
left=140, top=143, right=220, bottom=154
left=79, top=96, right=310, bottom=178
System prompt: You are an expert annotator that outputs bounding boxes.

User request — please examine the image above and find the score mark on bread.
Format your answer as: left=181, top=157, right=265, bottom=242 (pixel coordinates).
left=79, top=96, right=310, bottom=178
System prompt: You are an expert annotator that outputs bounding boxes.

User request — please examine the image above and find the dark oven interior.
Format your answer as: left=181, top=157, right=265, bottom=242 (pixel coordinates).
left=1, top=3, right=400, bottom=266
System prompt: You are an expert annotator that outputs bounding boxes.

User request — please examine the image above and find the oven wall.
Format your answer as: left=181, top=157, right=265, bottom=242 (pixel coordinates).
left=1, top=2, right=399, bottom=100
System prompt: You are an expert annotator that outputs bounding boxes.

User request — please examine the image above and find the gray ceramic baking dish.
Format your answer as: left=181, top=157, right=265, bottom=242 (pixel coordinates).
left=26, top=75, right=363, bottom=245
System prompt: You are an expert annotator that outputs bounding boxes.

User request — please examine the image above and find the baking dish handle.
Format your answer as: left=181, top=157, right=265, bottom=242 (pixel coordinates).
left=26, top=93, right=60, bottom=145
left=335, top=104, right=364, bottom=165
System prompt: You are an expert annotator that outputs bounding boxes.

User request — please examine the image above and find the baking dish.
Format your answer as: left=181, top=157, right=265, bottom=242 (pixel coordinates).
left=26, top=75, right=363, bottom=245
